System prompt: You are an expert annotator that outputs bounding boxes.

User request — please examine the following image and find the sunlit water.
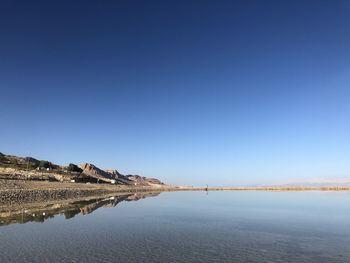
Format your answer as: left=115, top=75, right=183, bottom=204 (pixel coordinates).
left=1, top=191, right=350, bottom=262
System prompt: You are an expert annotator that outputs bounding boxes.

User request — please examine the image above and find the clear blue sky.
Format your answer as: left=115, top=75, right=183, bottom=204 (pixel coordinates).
left=1, top=0, right=350, bottom=186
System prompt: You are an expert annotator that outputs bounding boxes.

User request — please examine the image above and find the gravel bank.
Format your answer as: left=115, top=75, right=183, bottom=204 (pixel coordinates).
left=0, top=179, right=171, bottom=204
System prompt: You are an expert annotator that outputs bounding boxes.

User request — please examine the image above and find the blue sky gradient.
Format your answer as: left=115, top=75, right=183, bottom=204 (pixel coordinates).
left=1, top=0, right=350, bottom=186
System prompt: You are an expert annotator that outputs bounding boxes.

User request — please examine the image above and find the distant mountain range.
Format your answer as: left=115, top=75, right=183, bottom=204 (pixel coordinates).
left=265, top=178, right=350, bottom=187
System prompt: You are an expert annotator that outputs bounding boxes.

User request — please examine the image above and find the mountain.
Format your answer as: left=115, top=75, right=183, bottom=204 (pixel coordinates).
left=79, top=163, right=165, bottom=186
left=79, top=163, right=116, bottom=183
left=105, top=169, right=132, bottom=184
left=126, top=175, right=164, bottom=186
left=0, top=152, right=165, bottom=186
left=267, top=178, right=350, bottom=187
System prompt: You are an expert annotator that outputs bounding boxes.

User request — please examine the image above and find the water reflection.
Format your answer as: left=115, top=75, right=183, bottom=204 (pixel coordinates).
left=0, top=192, right=160, bottom=227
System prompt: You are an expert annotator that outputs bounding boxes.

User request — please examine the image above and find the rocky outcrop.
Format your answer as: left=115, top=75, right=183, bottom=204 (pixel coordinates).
left=79, top=164, right=165, bottom=186
left=105, top=169, right=133, bottom=184
left=126, top=175, right=164, bottom=186
left=79, top=163, right=116, bottom=183
left=105, top=169, right=122, bottom=177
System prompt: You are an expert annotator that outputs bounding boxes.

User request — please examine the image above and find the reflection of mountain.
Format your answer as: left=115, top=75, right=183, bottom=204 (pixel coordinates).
left=79, top=192, right=160, bottom=215
left=79, top=195, right=130, bottom=215
left=0, top=192, right=160, bottom=227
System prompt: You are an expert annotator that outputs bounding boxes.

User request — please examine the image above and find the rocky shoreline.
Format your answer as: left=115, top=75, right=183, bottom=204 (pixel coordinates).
left=0, top=188, right=112, bottom=204
left=0, top=179, right=173, bottom=204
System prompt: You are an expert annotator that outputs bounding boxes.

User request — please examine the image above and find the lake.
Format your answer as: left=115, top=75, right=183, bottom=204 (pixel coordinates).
left=1, top=191, right=350, bottom=263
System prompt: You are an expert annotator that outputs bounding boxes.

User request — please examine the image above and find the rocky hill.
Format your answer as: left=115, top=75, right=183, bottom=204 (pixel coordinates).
left=79, top=163, right=164, bottom=186
left=0, top=152, right=165, bottom=187
left=0, top=153, right=59, bottom=170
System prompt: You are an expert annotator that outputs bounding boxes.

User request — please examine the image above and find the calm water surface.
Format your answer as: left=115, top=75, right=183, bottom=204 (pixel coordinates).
left=1, top=191, right=350, bottom=263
